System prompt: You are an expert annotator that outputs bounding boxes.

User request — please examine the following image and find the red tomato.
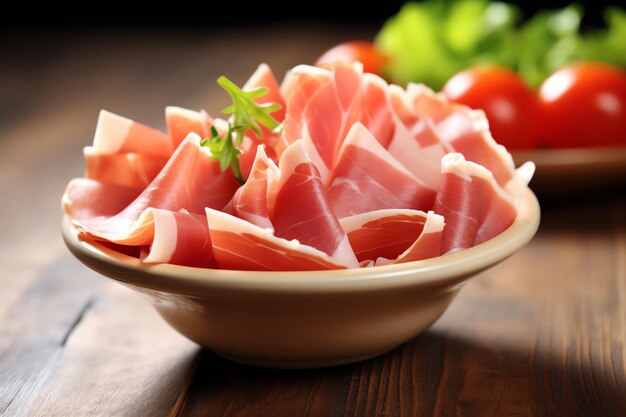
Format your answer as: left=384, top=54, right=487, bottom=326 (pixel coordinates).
left=316, top=41, right=387, bottom=75
left=443, top=66, right=540, bottom=150
left=539, top=62, right=626, bottom=148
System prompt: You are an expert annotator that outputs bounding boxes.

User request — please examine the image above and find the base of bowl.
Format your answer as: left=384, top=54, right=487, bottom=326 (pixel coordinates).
left=213, top=349, right=392, bottom=369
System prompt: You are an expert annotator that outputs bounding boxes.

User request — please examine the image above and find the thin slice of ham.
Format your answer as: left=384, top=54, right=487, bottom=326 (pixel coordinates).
left=242, top=64, right=287, bottom=153
left=84, top=148, right=168, bottom=189
left=327, top=122, right=436, bottom=218
left=406, top=83, right=460, bottom=123
left=386, top=86, right=451, bottom=191
left=228, top=146, right=279, bottom=230
left=166, top=106, right=213, bottom=148
left=142, top=209, right=214, bottom=268
left=434, top=153, right=522, bottom=254
left=205, top=208, right=351, bottom=271
left=436, top=109, right=515, bottom=187
left=281, top=63, right=363, bottom=182
left=403, top=84, right=515, bottom=188
left=358, top=73, right=396, bottom=148
left=63, top=178, right=141, bottom=220
left=385, top=119, right=446, bottom=191
left=268, top=140, right=358, bottom=267
left=340, top=209, right=444, bottom=265
left=86, top=110, right=174, bottom=188
left=92, top=110, right=172, bottom=157
left=64, top=133, right=240, bottom=245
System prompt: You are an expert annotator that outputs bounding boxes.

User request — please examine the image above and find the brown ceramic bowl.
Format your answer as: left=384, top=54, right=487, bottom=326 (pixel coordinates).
left=62, top=188, right=540, bottom=369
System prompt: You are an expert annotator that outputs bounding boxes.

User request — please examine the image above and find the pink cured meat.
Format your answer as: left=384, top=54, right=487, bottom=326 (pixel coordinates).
left=436, top=109, right=515, bottom=186
left=281, top=64, right=362, bottom=180
left=86, top=110, right=174, bottom=187
left=389, top=211, right=445, bottom=264
left=406, top=83, right=461, bottom=123
left=92, top=110, right=172, bottom=157
left=64, top=133, right=240, bottom=245
left=268, top=141, right=358, bottom=266
left=166, top=106, right=213, bottom=148
left=357, top=73, right=396, bottom=148
left=229, top=146, right=279, bottom=230
left=84, top=149, right=168, bottom=189
left=205, top=208, right=353, bottom=271
left=281, top=65, right=331, bottom=157
left=434, top=153, right=517, bottom=254
left=63, top=178, right=141, bottom=220
left=327, top=123, right=436, bottom=218
left=385, top=119, right=446, bottom=191
left=386, top=86, right=450, bottom=191
left=142, top=209, right=215, bottom=268
left=340, top=209, right=444, bottom=264
left=404, top=84, right=515, bottom=187
left=243, top=64, right=287, bottom=152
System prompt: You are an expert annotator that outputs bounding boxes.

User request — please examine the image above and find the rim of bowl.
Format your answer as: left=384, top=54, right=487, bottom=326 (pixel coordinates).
left=62, top=188, right=540, bottom=294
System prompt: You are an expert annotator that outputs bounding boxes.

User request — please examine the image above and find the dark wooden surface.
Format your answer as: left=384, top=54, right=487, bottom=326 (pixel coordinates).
left=1, top=26, right=625, bottom=417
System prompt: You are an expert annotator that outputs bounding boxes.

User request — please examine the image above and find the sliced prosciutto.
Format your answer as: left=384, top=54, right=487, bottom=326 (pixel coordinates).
left=357, top=73, right=396, bottom=148
left=86, top=110, right=173, bottom=187
left=434, top=153, right=521, bottom=254
left=84, top=150, right=168, bottom=189
left=63, top=178, right=142, bottom=220
left=404, top=83, right=515, bottom=187
left=268, top=141, right=358, bottom=267
left=228, top=146, right=279, bottom=230
left=435, top=109, right=515, bottom=186
left=281, top=63, right=362, bottom=181
left=166, top=106, right=213, bottom=148
left=386, top=86, right=450, bottom=191
left=242, top=64, right=287, bottom=152
left=327, top=122, right=436, bottom=218
left=206, top=208, right=353, bottom=271
left=65, top=133, right=240, bottom=245
left=340, top=209, right=444, bottom=265
left=142, top=209, right=214, bottom=268
left=63, top=62, right=536, bottom=271
left=92, top=110, right=172, bottom=157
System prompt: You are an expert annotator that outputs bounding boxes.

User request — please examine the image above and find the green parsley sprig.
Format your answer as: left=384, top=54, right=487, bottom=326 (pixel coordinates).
left=201, top=76, right=282, bottom=184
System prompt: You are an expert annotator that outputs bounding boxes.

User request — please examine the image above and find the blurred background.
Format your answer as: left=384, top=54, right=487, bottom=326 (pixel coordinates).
left=0, top=0, right=619, bottom=28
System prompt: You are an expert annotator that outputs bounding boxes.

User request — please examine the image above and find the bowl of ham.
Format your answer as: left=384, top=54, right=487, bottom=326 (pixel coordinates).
left=62, top=63, right=540, bottom=368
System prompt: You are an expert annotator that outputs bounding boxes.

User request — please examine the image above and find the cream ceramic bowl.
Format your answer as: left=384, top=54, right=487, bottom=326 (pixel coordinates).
left=63, top=188, right=540, bottom=369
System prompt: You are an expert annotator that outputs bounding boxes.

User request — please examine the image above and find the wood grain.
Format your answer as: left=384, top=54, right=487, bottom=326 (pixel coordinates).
left=1, top=26, right=625, bottom=417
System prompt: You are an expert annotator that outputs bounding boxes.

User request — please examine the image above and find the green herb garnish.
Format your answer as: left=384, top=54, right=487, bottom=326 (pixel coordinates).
left=201, top=75, right=282, bottom=184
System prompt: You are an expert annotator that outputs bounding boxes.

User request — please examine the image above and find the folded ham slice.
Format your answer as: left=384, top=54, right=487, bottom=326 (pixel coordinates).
left=327, top=122, right=436, bottom=218
left=84, top=150, right=168, bottom=189
left=63, top=178, right=141, bottom=220
left=205, top=208, right=354, bottom=271
left=340, top=209, right=444, bottom=265
left=404, top=83, right=516, bottom=187
left=85, top=110, right=173, bottom=188
left=269, top=140, right=358, bottom=267
left=434, top=153, right=528, bottom=254
left=142, top=209, right=214, bottom=268
left=165, top=106, right=213, bottom=148
left=65, top=133, right=239, bottom=245
left=228, top=146, right=279, bottom=230
left=92, top=110, right=173, bottom=157
left=358, top=73, right=396, bottom=148
left=281, top=63, right=362, bottom=182
left=242, top=64, right=287, bottom=153
left=435, top=109, right=515, bottom=186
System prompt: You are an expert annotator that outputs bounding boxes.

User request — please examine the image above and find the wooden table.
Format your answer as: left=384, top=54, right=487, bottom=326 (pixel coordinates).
left=2, top=26, right=625, bottom=417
